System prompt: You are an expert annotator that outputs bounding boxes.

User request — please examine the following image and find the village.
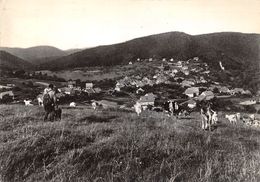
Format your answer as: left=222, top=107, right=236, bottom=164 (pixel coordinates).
left=1, top=56, right=259, bottom=122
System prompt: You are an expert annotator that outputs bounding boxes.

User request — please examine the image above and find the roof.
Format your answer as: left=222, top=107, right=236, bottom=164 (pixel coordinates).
left=0, top=90, right=14, bottom=95
left=139, top=93, right=157, bottom=102
left=94, top=87, right=102, bottom=93
left=97, top=100, right=118, bottom=108
left=184, top=87, right=199, bottom=95
left=85, top=83, right=94, bottom=87
left=198, top=91, right=214, bottom=101
left=187, top=99, right=197, bottom=104
left=219, top=86, right=230, bottom=92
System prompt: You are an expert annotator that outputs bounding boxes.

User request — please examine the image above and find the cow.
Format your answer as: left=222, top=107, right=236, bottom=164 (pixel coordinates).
left=24, top=100, right=33, bottom=106
left=69, top=102, right=76, bottom=107
left=211, top=111, right=218, bottom=125
left=225, top=113, right=240, bottom=124
left=92, top=102, right=97, bottom=110
left=248, top=114, right=255, bottom=121
left=37, top=97, right=43, bottom=106
left=134, top=102, right=142, bottom=116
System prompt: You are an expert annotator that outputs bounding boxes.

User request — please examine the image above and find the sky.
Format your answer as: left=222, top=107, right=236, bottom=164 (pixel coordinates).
left=0, top=0, right=259, bottom=50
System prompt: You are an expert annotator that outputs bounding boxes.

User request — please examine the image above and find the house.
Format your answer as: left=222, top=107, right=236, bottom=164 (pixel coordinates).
left=0, top=85, right=12, bottom=89
left=243, top=90, right=252, bottom=96
left=198, top=91, right=215, bottom=101
left=137, top=93, right=157, bottom=110
left=96, top=100, right=118, bottom=109
left=84, top=88, right=95, bottom=95
left=142, top=77, right=154, bottom=86
left=239, top=99, right=256, bottom=106
left=35, top=82, right=49, bottom=87
left=156, top=75, right=168, bottom=84
left=183, top=70, right=190, bottom=76
left=193, top=57, right=199, bottom=61
left=176, top=61, right=183, bottom=67
left=182, top=66, right=189, bottom=70
left=181, top=80, right=195, bottom=87
left=172, top=69, right=178, bottom=74
left=0, top=91, right=14, bottom=99
left=136, top=88, right=145, bottom=94
left=68, top=80, right=76, bottom=88
left=187, top=99, right=197, bottom=109
left=94, top=87, right=102, bottom=93
left=85, top=83, right=94, bottom=89
left=62, top=87, right=75, bottom=95
left=129, top=61, right=133, bottom=65
left=219, top=86, right=230, bottom=94
left=115, top=80, right=126, bottom=91
left=135, top=81, right=145, bottom=88
left=230, top=88, right=245, bottom=95
left=184, top=87, right=199, bottom=98
left=6, top=84, right=15, bottom=87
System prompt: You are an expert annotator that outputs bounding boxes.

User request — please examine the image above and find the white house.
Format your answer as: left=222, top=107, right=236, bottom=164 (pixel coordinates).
left=137, top=93, right=157, bottom=110
left=184, top=87, right=199, bottom=98
left=239, top=100, right=256, bottom=106
left=0, top=91, right=14, bottom=99
left=85, top=83, right=94, bottom=89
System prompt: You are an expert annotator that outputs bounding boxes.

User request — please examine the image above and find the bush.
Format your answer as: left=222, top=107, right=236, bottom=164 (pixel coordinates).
left=244, top=105, right=257, bottom=113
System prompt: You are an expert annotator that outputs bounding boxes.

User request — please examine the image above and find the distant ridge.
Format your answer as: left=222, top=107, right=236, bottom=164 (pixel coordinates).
left=0, top=46, right=82, bottom=64
left=0, top=51, right=33, bottom=70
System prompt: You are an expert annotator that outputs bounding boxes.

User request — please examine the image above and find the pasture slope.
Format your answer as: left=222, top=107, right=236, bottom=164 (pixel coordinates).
left=0, top=104, right=260, bottom=182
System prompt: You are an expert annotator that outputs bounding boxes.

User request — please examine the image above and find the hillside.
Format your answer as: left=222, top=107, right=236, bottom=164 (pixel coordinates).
left=0, top=46, right=78, bottom=64
left=0, top=51, right=34, bottom=70
left=39, top=32, right=260, bottom=70
left=0, top=104, right=260, bottom=181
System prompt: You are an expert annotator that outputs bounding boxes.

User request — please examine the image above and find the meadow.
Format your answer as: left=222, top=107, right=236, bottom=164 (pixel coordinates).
left=0, top=104, right=260, bottom=182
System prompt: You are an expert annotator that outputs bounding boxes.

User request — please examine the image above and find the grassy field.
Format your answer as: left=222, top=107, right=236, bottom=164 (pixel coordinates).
left=37, top=62, right=159, bottom=81
left=0, top=104, right=260, bottom=181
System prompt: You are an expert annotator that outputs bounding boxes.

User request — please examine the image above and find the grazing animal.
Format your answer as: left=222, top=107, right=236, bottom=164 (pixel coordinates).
left=248, top=114, right=255, bottom=121
left=134, top=102, right=142, bottom=116
left=24, top=100, right=33, bottom=106
left=211, top=111, right=218, bottom=125
left=37, top=97, right=43, bottom=106
left=92, top=102, right=97, bottom=110
left=69, top=102, right=76, bottom=107
left=225, top=113, right=240, bottom=124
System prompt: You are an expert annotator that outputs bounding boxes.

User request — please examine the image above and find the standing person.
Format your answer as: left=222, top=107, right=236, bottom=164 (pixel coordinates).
left=169, top=101, right=174, bottom=116
left=43, top=84, right=57, bottom=121
left=200, top=102, right=212, bottom=130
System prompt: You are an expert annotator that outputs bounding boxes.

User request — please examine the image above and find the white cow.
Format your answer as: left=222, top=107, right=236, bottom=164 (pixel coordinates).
left=69, top=102, right=76, bottom=107
left=37, top=97, right=43, bottom=106
left=134, top=102, right=142, bottom=116
left=24, top=100, right=33, bottom=106
left=211, top=111, right=218, bottom=125
left=92, top=102, right=97, bottom=110
left=248, top=114, right=255, bottom=121
left=225, top=113, right=240, bottom=124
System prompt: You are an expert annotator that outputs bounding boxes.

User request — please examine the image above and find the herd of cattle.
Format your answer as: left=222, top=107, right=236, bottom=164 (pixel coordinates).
left=22, top=97, right=260, bottom=130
